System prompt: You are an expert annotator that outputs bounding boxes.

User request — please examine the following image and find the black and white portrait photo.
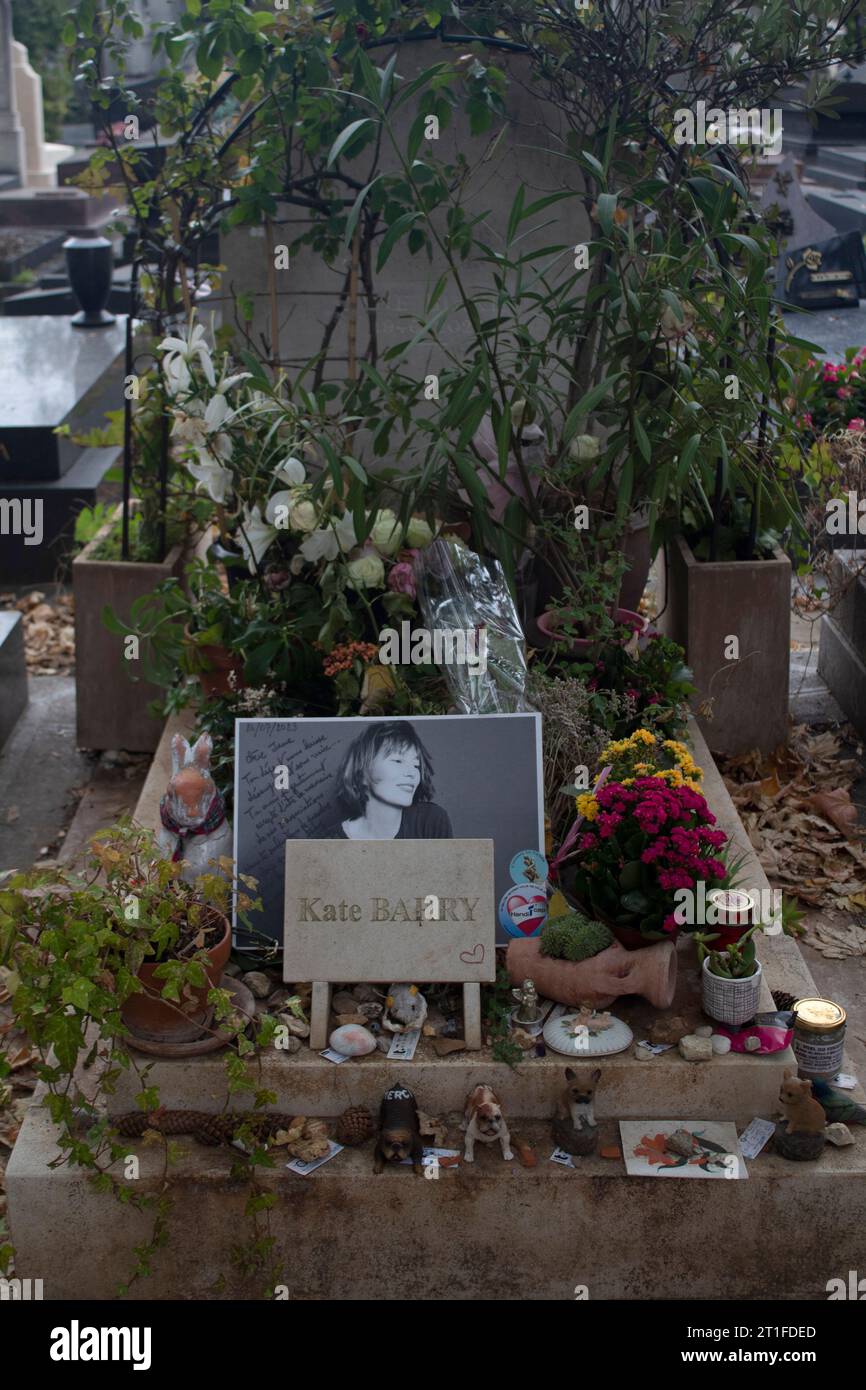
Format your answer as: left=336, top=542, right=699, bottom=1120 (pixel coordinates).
left=233, top=713, right=543, bottom=945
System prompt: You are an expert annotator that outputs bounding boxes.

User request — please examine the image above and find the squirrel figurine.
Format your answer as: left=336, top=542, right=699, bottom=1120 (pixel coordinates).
left=779, top=1069, right=827, bottom=1136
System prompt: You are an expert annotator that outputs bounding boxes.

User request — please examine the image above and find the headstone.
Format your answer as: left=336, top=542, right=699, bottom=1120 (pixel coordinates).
left=0, top=0, right=24, bottom=183
left=760, top=155, right=837, bottom=250
left=10, top=42, right=73, bottom=190
left=283, top=838, right=496, bottom=1049
left=0, top=609, right=27, bottom=746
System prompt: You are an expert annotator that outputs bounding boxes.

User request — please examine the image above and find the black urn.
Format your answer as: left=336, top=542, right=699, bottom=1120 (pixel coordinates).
left=63, top=231, right=116, bottom=328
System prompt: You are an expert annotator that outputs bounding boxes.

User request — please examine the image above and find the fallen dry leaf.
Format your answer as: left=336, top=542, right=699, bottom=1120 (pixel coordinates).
left=807, top=788, right=861, bottom=838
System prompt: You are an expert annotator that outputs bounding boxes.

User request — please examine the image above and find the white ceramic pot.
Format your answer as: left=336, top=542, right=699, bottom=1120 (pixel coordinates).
left=701, top=956, right=762, bottom=1026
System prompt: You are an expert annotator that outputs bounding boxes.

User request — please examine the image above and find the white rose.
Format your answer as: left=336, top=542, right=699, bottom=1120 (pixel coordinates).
left=569, top=434, right=600, bottom=462
left=275, top=455, right=306, bottom=486
left=347, top=550, right=385, bottom=589
left=368, top=508, right=402, bottom=556
left=405, top=515, right=435, bottom=548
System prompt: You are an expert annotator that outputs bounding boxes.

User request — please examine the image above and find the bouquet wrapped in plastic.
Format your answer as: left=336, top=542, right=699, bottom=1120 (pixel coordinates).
left=413, top=539, right=530, bottom=714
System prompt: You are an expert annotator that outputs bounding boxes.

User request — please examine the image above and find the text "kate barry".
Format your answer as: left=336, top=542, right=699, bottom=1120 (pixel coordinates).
left=297, top=895, right=479, bottom=923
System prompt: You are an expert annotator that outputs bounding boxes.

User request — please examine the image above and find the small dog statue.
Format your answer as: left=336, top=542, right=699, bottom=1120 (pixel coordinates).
left=556, top=1067, right=602, bottom=1132
left=462, top=1084, right=513, bottom=1162
left=157, top=732, right=233, bottom=883
left=373, top=1082, right=424, bottom=1176
left=382, top=984, right=428, bottom=1034
left=779, top=1069, right=827, bottom=1136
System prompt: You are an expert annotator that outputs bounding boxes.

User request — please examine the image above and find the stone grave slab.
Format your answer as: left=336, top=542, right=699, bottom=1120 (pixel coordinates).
left=0, top=315, right=127, bottom=481
left=0, top=607, right=26, bottom=744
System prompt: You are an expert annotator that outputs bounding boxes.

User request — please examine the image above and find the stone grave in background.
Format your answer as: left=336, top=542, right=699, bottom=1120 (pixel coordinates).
left=0, top=315, right=126, bottom=584
left=818, top=550, right=866, bottom=736
left=0, top=607, right=26, bottom=745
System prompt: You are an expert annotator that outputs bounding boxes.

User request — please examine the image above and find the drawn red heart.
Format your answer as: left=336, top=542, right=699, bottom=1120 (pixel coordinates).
left=460, top=943, right=484, bottom=966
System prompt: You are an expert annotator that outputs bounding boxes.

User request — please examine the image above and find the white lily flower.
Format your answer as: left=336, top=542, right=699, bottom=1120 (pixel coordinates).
left=299, top=526, right=339, bottom=563
left=274, top=455, right=306, bottom=486
left=159, top=318, right=216, bottom=394
left=238, top=504, right=277, bottom=573
left=204, top=393, right=233, bottom=432
left=185, top=451, right=233, bottom=504
left=334, top=510, right=360, bottom=552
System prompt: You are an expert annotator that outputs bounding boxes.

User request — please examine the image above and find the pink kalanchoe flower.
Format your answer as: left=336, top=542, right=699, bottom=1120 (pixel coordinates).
left=848, top=418, right=866, bottom=432
left=837, top=387, right=853, bottom=400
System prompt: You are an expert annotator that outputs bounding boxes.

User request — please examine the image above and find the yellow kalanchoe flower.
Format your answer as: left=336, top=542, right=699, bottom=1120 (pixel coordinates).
left=576, top=793, right=599, bottom=820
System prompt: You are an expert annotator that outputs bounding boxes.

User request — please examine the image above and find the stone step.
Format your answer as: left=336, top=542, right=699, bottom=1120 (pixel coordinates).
left=0, top=609, right=27, bottom=746
left=104, top=1033, right=797, bottom=1128
left=818, top=613, right=866, bottom=738
left=0, top=446, right=121, bottom=584
left=826, top=549, right=866, bottom=653
left=7, top=1102, right=866, bottom=1300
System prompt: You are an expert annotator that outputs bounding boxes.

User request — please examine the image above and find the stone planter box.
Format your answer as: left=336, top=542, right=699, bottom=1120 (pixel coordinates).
left=817, top=549, right=866, bottom=737
left=664, top=534, right=790, bottom=756
left=73, top=507, right=197, bottom=752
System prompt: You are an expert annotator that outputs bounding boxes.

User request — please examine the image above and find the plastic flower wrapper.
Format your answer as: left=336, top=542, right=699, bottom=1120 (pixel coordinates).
left=413, top=538, right=530, bottom=713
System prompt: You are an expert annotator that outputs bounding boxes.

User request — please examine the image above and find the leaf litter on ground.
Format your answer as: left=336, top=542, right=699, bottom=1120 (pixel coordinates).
left=720, top=724, right=866, bottom=957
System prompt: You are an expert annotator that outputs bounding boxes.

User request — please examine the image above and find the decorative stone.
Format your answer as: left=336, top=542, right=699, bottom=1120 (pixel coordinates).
left=335, top=1012, right=367, bottom=1027
left=281, top=1015, right=310, bottom=1038
left=433, top=1036, right=467, bottom=1056
left=352, top=983, right=381, bottom=1004
left=744, top=1035, right=761, bottom=1052
left=223, top=962, right=242, bottom=979
left=358, top=1002, right=382, bottom=1020
left=332, top=990, right=359, bottom=1015
left=679, top=1035, right=713, bottom=1063
left=774, top=1120, right=826, bottom=1162
left=649, top=1015, right=691, bottom=1045
left=512, top=1028, right=537, bottom=1050
left=276, top=1029, right=301, bottom=1054
left=711, top=1034, right=732, bottom=1055
left=552, top=1115, right=599, bottom=1156
left=695, top=1025, right=713, bottom=1038
left=826, top=1122, right=855, bottom=1147
left=376, top=1035, right=391, bottom=1053
left=266, top=987, right=294, bottom=1009
left=329, top=1024, right=377, bottom=1057
left=244, top=971, right=273, bottom=999
left=634, top=1043, right=655, bottom=1061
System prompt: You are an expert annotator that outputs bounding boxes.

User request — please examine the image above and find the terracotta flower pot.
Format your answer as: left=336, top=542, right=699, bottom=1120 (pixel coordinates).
left=506, top=935, right=677, bottom=1010
left=120, top=910, right=231, bottom=1043
left=536, top=607, right=646, bottom=656
left=184, top=625, right=246, bottom=698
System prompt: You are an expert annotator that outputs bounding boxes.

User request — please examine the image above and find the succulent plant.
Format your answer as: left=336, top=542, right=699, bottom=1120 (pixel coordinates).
left=539, top=911, right=614, bottom=962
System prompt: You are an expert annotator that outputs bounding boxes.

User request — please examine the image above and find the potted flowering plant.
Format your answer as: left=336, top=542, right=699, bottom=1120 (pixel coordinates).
left=566, top=777, right=730, bottom=948
left=597, top=728, right=703, bottom=789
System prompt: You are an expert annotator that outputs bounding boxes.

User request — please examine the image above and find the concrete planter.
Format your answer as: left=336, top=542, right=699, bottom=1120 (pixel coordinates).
left=664, top=534, right=790, bottom=756
left=73, top=507, right=190, bottom=752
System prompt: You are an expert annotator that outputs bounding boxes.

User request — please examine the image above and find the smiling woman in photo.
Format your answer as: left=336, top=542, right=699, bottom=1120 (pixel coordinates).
left=321, top=721, right=453, bottom=840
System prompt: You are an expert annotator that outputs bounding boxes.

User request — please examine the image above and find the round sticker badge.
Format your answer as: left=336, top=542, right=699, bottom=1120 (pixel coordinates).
left=499, top=883, right=549, bottom=939
left=509, top=849, right=549, bottom=888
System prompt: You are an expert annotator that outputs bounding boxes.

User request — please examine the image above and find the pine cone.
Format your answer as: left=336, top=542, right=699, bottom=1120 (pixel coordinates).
left=334, top=1105, right=374, bottom=1146
left=772, top=990, right=799, bottom=1014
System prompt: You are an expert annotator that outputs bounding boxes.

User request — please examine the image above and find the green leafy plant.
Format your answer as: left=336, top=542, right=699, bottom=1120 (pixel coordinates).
left=483, top=960, right=523, bottom=1067
left=694, top=926, right=759, bottom=979
left=0, top=822, right=288, bottom=1297
left=539, top=912, right=613, bottom=963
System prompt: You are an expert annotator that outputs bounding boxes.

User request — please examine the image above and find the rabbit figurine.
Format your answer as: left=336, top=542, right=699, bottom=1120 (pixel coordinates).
left=157, top=732, right=233, bottom=883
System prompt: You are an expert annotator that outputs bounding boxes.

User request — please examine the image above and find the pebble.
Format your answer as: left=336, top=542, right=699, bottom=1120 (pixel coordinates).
left=649, top=1015, right=690, bottom=1045
left=332, top=990, right=359, bottom=1015
left=335, top=1012, right=367, bottom=1027
left=282, top=1015, right=310, bottom=1038
left=329, top=1024, right=377, bottom=1057
left=377, top=1035, right=391, bottom=1053
left=678, top=1034, right=713, bottom=1063
left=634, top=1044, right=656, bottom=1061
left=244, top=971, right=273, bottom=999
left=266, top=987, right=293, bottom=1009
left=277, top=1031, right=302, bottom=1054
left=825, top=1122, right=855, bottom=1147
left=223, top=962, right=242, bottom=979
left=744, top=1035, right=761, bottom=1052
left=710, top=1034, right=732, bottom=1055
left=694, top=1025, right=713, bottom=1038
left=352, top=983, right=381, bottom=1004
